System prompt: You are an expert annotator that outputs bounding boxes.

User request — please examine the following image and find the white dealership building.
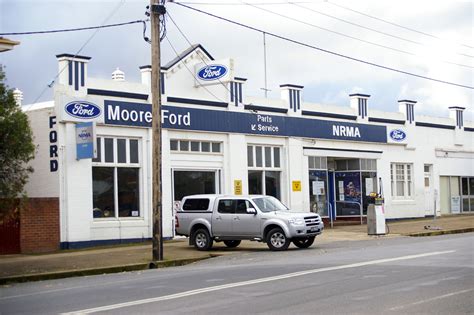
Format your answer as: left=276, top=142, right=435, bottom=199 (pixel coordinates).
left=23, top=45, right=473, bottom=249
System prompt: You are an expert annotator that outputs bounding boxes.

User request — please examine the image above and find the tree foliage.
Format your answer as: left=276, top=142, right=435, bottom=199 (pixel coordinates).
left=0, top=64, right=35, bottom=215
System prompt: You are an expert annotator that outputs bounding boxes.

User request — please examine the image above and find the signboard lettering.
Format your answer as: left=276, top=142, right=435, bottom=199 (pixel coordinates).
left=49, top=116, right=58, bottom=172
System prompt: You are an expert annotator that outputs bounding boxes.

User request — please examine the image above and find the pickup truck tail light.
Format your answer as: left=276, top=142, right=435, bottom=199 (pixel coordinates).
left=175, top=215, right=179, bottom=228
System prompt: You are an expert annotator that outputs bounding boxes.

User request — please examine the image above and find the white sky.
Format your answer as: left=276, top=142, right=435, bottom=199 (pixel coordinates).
left=1, top=0, right=472, bottom=120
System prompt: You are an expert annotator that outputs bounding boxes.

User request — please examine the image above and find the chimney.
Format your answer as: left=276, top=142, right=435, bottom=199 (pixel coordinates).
left=350, top=93, right=370, bottom=121
left=280, top=84, right=303, bottom=115
left=449, top=106, right=465, bottom=129
left=398, top=100, right=417, bottom=124
left=111, top=67, right=125, bottom=81
left=229, top=77, right=247, bottom=107
left=13, top=88, right=23, bottom=106
left=56, top=54, right=91, bottom=91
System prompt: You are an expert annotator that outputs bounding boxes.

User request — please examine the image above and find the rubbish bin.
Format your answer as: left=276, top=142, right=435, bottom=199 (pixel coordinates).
left=367, top=197, right=386, bottom=235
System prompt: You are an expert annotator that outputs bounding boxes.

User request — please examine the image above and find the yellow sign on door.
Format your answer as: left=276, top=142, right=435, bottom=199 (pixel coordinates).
left=234, top=180, right=242, bottom=195
left=292, top=180, right=302, bottom=192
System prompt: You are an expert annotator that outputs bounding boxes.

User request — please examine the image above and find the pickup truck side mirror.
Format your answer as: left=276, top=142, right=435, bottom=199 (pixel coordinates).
left=247, top=208, right=257, bottom=215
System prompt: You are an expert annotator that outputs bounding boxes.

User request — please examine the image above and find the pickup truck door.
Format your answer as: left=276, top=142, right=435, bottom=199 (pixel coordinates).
left=212, top=199, right=234, bottom=237
left=232, top=200, right=261, bottom=237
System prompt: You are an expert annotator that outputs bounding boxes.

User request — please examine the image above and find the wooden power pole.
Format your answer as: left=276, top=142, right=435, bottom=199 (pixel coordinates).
left=151, top=0, right=165, bottom=262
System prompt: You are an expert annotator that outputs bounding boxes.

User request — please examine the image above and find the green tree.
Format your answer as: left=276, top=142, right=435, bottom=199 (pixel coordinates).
left=0, top=64, right=35, bottom=217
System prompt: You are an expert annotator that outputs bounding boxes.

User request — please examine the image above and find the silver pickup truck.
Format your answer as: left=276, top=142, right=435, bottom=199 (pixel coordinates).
left=175, top=194, right=324, bottom=251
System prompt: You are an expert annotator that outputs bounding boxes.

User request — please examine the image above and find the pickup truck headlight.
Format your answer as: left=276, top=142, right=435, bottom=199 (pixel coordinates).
left=288, top=218, right=305, bottom=225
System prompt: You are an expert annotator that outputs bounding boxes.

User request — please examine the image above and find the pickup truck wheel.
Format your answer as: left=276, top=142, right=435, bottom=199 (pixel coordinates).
left=266, top=228, right=290, bottom=251
left=292, top=236, right=315, bottom=249
left=223, top=240, right=241, bottom=248
left=193, top=228, right=213, bottom=251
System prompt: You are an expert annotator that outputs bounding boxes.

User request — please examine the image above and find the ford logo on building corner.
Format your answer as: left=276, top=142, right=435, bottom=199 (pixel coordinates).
left=65, top=101, right=101, bottom=119
left=197, top=65, right=227, bottom=81
left=390, top=129, right=407, bottom=141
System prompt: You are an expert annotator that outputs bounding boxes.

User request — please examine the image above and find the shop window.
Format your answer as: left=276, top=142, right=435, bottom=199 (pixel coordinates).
left=92, top=137, right=141, bottom=219
left=247, top=145, right=282, bottom=198
left=461, top=177, right=474, bottom=212
left=390, top=163, right=413, bottom=199
left=170, top=140, right=222, bottom=154
left=173, top=170, right=217, bottom=201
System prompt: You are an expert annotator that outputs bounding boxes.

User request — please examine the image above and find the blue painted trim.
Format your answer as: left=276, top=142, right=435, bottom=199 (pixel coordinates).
left=234, top=77, right=247, bottom=82
left=87, top=89, right=149, bottom=100
left=60, top=237, right=154, bottom=250
left=244, top=105, right=288, bottom=113
left=303, top=146, right=383, bottom=154
left=160, top=72, right=165, bottom=94
left=415, top=122, right=455, bottom=130
left=56, top=53, right=91, bottom=60
left=465, top=127, right=474, bottom=132
left=448, top=106, right=466, bottom=110
left=302, top=110, right=357, bottom=121
left=167, top=96, right=228, bottom=108
left=238, top=82, right=242, bottom=104
left=368, top=117, right=405, bottom=125
left=68, top=61, right=72, bottom=86
left=280, top=84, right=304, bottom=89
left=349, top=93, right=370, bottom=98
left=74, top=61, right=79, bottom=91
left=80, top=62, right=85, bottom=87
left=230, top=82, right=234, bottom=102
left=398, top=99, right=417, bottom=104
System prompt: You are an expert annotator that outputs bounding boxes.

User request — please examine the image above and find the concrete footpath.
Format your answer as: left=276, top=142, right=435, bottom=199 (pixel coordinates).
left=1, top=214, right=473, bottom=284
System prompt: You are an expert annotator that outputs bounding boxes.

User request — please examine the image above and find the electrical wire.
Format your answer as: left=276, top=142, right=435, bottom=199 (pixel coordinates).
left=174, top=2, right=474, bottom=90
left=292, top=2, right=474, bottom=59
left=326, top=0, right=474, bottom=50
left=243, top=2, right=473, bottom=69
left=26, top=0, right=127, bottom=108
left=0, top=20, right=145, bottom=36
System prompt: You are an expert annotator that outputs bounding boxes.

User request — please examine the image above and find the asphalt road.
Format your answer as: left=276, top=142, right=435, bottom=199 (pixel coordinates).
left=1, top=233, right=473, bottom=314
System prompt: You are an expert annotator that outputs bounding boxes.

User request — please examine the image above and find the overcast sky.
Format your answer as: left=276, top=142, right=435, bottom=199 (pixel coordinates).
left=1, top=0, right=472, bottom=120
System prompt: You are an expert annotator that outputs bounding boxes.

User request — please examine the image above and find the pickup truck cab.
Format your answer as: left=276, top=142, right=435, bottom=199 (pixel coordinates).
left=175, top=194, right=324, bottom=251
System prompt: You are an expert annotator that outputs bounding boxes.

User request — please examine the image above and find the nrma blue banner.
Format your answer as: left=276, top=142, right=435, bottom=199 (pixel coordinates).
left=104, top=100, right=387, bottom=143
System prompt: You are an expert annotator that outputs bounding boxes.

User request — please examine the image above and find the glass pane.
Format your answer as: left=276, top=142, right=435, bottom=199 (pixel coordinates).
left=424, top=165, right=430, bottom=173
left=309, top=170, right=328, bottom=216
left=314, top=157, right=321, bottom=170
left=218, top=200, right=235, bottom=214
left=118, top=168, right=140, bottom=217
left=470, top=198, right=474, bottom=211
left=93, top=167, right=115, bottom=218
left=212, top=142, right=221, bottom=153
left=361, top=172, right=377, bottom=215
left=170, top=140, right=178, bottom=151
left=104, top=138, right=114, bottom=163
left=248, top=170, right=262, bottom=194
left=173, top=171, right=216, bottom=201
left=265, top=147, right=272, bottom=167
left=265, top=171, right=281, bottom=199
left=273, top=147, right=280, bottom=168
left=235, top=200, right=251, bottom=214
left=336, top=160, right=347, bottom=171
left=470, top=178, right=474, bottom=196
left=334, top=171, right=362, bottom=216
left=321, top=157, right=327, bottom=169
left=201, top=142, right=210, bottom=152
left=425, top=177, right=430, bottom=187
left=348, top=159, right=359, bottom=170
left=256, top=146, right=263, bottom=167
left=191, top=141, right=200, bottom=152
left=180, top=141, right=189, bottom=151
left=308, top=157, right=315, bottom=169
left=117, top=139, right=126, bottom=163
left=93, top=137, right=101, bottom=162
left=360, top=159, right=366, bottom=170
left=462, top=198, right=469, bottom=212
left=396, top=181, right=404, bottom=196
left=462, top=178, right=469, bottom=195
left=247, top=146, right=253, bottom=167
left=182, top=198, right=210, bottom=211
left=130, top=140, right=139, bottom=163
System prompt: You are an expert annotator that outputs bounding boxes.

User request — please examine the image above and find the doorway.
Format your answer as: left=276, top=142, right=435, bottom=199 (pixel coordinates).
left=424, top=164, right=434, bottom=216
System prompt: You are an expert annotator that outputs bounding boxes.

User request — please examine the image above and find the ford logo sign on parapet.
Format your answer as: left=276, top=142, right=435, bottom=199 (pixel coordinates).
left=65, top=101, right=101, bottom=119
left=390, top=129, right=407, bottom=141
left=197, top=65, right=227, bottom=81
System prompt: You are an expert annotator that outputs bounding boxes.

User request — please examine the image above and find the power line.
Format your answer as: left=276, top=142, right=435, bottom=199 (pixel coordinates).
left=292, top=2, right=474, bottom=59
left=0, top=20, right=145, bottom=36
left=242, top=2, right=473, bottom=69
left=174, top=2, right=474, bottom=90
left=326, top=0, right=474, bottom=50
left=27, top=0, right=127, bottom=108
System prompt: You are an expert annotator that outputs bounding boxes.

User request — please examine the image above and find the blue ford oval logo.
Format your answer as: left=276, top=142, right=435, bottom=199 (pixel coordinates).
left=390, top=129, right=407, bottom=141
left=65, top=101, right=101, bottom=119
left=197, top=65, right=228, bottom=81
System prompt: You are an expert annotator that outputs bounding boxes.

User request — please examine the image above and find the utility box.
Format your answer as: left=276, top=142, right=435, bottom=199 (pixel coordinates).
left=367, top=198, right=386, bottom=235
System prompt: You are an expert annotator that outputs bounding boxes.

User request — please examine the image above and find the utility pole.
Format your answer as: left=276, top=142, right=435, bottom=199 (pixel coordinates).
left=151, top=0, right=165, bottom=262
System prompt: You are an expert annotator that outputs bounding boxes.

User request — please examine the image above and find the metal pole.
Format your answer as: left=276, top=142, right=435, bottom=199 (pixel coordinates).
left=151, top=0, right=165, bottom=262
left=263, top=32, right=268, bottom=98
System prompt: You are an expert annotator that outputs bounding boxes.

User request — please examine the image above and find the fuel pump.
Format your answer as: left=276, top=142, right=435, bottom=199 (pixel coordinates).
left=367, top=177, right=386, bottom=235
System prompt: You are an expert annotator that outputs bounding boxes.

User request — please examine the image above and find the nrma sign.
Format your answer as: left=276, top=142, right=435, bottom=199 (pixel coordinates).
left=197, top=64, right=228, bottom=81
left=65, top=101, right=101, bottom=119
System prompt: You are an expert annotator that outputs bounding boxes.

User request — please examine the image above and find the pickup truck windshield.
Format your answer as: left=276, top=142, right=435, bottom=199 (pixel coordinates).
left=253, top=197, right=289, bottom=212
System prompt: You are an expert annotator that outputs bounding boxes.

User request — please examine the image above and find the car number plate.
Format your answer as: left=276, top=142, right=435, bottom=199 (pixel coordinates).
left=310, top=227, right=319, bottom=232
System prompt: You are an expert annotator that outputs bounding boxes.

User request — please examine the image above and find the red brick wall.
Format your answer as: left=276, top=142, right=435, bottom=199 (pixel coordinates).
left=20, top=198, right=60, bottom=253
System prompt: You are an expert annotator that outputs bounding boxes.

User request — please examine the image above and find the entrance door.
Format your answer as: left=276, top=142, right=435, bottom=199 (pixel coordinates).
left=424, top=165, right=434, bottom=216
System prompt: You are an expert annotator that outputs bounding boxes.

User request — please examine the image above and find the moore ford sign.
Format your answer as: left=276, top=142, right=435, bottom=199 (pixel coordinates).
left=65, top=101, right=101, bottom=119
left=104, top=100, right=387, bottom=143
left=197, top=65, right=228, bottom=81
